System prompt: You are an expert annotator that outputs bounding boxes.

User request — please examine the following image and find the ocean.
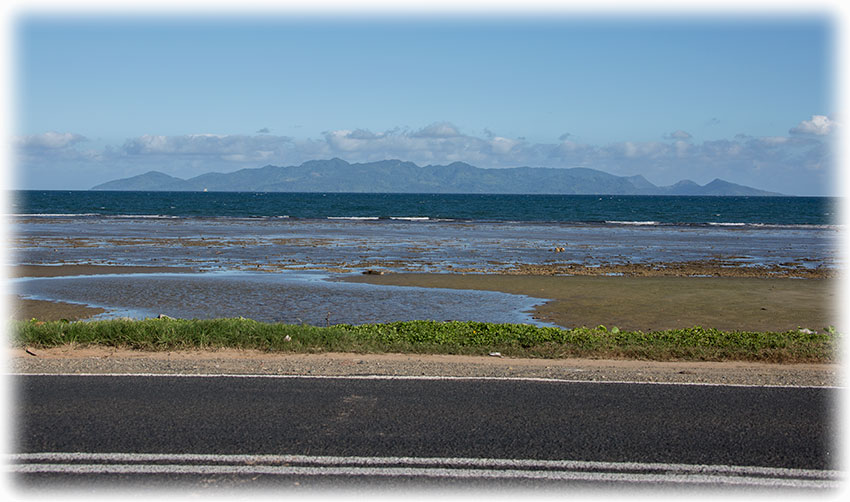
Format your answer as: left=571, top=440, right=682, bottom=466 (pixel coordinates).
left=13, top=191, right=835, bottom=225
left=9, top=191, right=841, bottom=326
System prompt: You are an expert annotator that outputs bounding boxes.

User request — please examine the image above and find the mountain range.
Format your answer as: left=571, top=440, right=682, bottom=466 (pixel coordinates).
left=92, top=158, right=782, bottom=196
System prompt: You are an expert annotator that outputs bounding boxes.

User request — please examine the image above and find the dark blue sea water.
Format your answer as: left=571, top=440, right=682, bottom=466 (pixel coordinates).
left=12, top=191, right=837, bottom=226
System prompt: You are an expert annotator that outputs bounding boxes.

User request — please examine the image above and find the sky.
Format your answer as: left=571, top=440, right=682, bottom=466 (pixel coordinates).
left=9, top=8, right=841, bottom=195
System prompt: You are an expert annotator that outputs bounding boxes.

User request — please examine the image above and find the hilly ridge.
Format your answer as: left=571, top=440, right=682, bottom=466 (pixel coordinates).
left=92, top=158, right=781, bottom=196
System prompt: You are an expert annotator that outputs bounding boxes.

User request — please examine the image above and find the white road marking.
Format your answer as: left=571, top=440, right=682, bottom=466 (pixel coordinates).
left=7, top=372, right=839, bottom=389
left=7, top=452, right=841, bottom=488
left=9, top=452, right=841, bottom=479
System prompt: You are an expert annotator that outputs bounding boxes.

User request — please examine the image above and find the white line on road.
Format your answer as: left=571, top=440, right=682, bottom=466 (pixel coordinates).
left=7, top=462, right=840, bottom=489
left=9, top=452, right=840, bottom=479
left=7, top=452, right=842, bottom=489
left=8, top=372, right=840, bottom=389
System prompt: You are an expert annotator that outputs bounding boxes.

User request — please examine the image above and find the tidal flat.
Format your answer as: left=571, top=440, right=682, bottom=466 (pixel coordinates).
left=344, top=273, right=836, bottom=333
left=8, top=213, right=840, bottom=334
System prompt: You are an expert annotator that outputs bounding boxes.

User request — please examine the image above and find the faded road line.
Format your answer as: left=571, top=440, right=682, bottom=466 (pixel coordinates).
left=8, top=372, right=839, bottom=389
left=7, top=452, right=843, bottom=489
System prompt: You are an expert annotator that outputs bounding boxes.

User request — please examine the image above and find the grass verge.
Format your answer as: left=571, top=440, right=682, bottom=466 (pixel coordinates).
left=9, top=318, right=838, bottom=363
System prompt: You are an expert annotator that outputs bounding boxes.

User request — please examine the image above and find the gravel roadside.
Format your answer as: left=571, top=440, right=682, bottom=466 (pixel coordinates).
left=9, top=347, right=840, bottom=387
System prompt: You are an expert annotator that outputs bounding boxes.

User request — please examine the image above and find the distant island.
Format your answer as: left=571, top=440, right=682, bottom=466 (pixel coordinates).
left=92, top=158, right=782, bottom=196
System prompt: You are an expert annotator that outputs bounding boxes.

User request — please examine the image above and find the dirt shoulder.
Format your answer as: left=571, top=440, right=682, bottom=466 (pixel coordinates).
left=8, top=347, right=840, bottom=387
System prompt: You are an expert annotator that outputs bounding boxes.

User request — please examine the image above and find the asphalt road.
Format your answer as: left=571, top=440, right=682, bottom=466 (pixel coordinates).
left=8, top=374, right=841, bottom=492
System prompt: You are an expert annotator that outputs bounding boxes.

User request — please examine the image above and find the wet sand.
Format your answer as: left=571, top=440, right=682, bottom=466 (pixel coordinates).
left=10, top=264, right=195, bottom=278
left=8, top=297, right=106, bottom=322
left=344, top=273, right=837, bottom=332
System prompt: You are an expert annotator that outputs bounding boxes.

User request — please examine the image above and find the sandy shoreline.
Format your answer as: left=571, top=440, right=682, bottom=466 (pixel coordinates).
left=8, top=264, right=837, bottom=331
left=8, top=347, right=840, bottom=387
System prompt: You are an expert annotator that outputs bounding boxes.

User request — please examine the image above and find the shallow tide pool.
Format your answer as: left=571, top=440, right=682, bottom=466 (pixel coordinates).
left=13, top=270, right=555, bottom=327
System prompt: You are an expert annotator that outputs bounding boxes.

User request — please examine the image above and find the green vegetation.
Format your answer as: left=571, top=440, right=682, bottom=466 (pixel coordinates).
left=10, top=318, right=838, bottom=363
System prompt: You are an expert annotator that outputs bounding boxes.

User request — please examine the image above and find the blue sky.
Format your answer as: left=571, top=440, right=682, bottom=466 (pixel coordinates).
left=13, top=13, right=838, bottom=194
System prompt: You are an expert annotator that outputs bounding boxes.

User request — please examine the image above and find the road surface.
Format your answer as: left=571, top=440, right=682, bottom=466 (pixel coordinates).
left=7, top=373, right=841, bottom=492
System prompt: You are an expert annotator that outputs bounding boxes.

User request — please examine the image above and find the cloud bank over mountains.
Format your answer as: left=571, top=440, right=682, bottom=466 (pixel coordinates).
left=15, top=115, right=837, bottom=195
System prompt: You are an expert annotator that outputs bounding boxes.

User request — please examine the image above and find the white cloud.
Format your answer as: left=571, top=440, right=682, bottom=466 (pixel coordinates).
left=490, top=136, right=518, bottom=155
left=16, top=131, right=87, bottom=149
left=789, top=115, right=838, bottom=136
left=673, top=140, right=691, bottom=157
left=345, top=129, right=383, bottom=140
left=221, top=154, right=249, bottom=162
left=556, top=139, right=590, bottom=154
left=121, top=134, right=294, bottom=157
left=14, top=131, right=101, bottom=165
left=321, top=125, right=494, bottom=165
left=757, top=136, right=790, bottom=145
left=412, top=122, right=462, bottom=138
left=664, top=130, right=692, bottom=140
left=324, top=130, right=361, bottom=152
left=617, top=141, right=668, bottom=159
